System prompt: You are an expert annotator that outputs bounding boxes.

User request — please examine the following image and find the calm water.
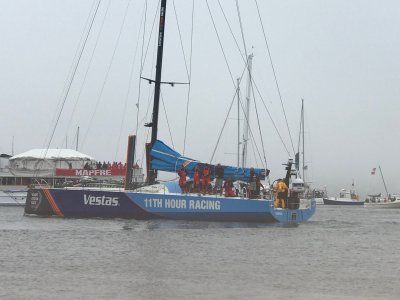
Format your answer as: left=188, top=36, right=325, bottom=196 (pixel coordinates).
left=0, top=206, right=399, bottom=300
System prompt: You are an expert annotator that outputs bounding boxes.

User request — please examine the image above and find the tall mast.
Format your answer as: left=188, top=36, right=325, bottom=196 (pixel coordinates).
left=150, top=0, right=167, bottom=145
left=146, top=0, right=167, bottom=183
left=241, top=54, right=253, bottom=168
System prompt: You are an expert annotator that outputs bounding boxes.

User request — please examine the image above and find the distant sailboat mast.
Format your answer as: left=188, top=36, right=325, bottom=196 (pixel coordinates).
left=296, top=99, right=305, bottom=181
left=76, top=126, right=80, bottom=151
left=301, top=99, right=305, bottom=181
left=379, top=165, right=390, bottom=199
left=241, top=54, right=253, bottom=168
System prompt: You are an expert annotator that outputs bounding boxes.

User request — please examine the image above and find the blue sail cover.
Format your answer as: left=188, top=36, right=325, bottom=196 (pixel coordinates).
left=150, top=140, right=266, bottom=181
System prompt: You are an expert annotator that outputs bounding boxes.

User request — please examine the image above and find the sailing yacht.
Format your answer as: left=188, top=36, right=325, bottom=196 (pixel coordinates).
left=24, top=0, right=316, bottom=224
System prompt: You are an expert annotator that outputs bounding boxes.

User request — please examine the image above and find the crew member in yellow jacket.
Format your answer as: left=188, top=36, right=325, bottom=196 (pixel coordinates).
left=275, top=179, right=288, bottom=208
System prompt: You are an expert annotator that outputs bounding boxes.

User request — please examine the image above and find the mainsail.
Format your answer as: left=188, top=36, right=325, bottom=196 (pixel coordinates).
left=150, top=140, right=267, bottom=181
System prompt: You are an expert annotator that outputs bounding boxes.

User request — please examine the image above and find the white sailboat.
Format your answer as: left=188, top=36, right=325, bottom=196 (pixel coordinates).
left=364, top=166, right=400, bottom=208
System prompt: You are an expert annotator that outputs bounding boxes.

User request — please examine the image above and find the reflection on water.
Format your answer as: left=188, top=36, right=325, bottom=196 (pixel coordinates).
left=1, top=206, right=400, bottom=300
left=112, top=219, right=286, bottom=231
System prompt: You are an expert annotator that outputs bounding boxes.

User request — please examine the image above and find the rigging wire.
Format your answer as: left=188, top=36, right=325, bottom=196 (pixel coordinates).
left=217, top=0, right=244, bottom=61
left=205, top=0, right=236, bottom=87
left=206, top=0, right=264, bottom=165
left=235, top=0, right=248, bottom=59
left=65, top=0, right=112, bottom=148
left=240, top=99, right=265, bottom=169
left=235, top=0, right=269, bottom=170
left=137, top=26, right=158, bottom=169
left=217, top=0, right=291, bottom=157
left=135, top=1, right=160, bottom=140
left=37, top=0, right=102, bottom=177
left=172, top=0, right=190, bottom=79
left=215, top=0, right=289, bottom=164
left=42, top=0, right=100, bottom=151
left=209, top=0, right=268, bottom=169
left=251, top=77, right=291, bottom=156
left=136, top=6, right=159, bottom=140
left=160, top=91, right=175, bottom=149
left=210, top=64, right=271, bottom=168
left=251, top=82, right=268, bottom=168
left=249, top=137, right=261, bottom=167
left=209, top=65, right=247, bottom=164
left=70, top=126, right=79, bottom=150
left=134, top=0, right=148, bottom=141
left=81, top=0, right=133, bottom=148
left=218, top=0, right=293, bottom=157
left=114, top=1, right=146, bottom=160
left=254, top=0, right=296, bottom=156
left=136, top=24, right=158, bottom=138
left=182, top=0, right=195, bottom=155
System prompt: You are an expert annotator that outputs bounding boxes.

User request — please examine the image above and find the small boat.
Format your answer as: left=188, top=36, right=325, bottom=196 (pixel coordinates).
left=323, top=189, right=364, bottom=205
left=364, top=166, right=400, bottom=208
left=364, top=195, right=400, bottom=208
left=0, top=189, right=27, bottom=206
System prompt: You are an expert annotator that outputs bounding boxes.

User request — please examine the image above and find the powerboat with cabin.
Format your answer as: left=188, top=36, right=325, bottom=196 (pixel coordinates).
left=323, top=189, right=364, bottom=205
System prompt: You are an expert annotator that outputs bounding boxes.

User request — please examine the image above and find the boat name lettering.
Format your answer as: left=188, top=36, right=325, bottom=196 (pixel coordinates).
left=143, top=198, right=220, bottom=210
left=83, top=194, right=119, bottom=206
left=30, top=192, right=40, bottom=207
left=76, top=169, right=112, bottom=176
left=30, top=192, right=39, bottom=201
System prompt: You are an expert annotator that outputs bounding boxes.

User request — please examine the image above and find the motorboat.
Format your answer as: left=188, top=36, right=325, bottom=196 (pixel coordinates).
left=323, top=189, right=364, bottom=205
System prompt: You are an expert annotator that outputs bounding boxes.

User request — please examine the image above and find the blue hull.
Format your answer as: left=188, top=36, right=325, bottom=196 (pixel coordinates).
left=25, top=186, right=316, bottom=224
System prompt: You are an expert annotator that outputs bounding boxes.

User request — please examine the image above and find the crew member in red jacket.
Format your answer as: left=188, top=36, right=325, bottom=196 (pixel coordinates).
left=178, top=165, right=187, bottom=193
left=224, top=178, right=235, bottom=197
left=193, top=165, right=200, bottom=193
left=202, top=164, right=211, bottom=194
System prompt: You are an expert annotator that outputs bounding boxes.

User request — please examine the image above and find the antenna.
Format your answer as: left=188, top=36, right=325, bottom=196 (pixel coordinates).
left=76, top=126, right=80, bottom=151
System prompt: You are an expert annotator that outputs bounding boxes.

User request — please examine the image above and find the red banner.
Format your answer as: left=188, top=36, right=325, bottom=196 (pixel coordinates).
left=55, top=168, right=126, bottom=177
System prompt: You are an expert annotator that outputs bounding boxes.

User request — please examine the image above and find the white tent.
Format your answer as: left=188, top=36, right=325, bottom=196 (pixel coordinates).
left=9, top=149, right=96, bottom=177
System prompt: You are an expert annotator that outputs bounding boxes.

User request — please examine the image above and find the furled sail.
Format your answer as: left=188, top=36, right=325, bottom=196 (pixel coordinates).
left=150, top=140, right=267, bottom=181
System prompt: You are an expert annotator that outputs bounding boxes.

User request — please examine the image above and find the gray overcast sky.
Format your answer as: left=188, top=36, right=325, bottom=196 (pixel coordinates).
left=1, top=0, right=399, bottom=197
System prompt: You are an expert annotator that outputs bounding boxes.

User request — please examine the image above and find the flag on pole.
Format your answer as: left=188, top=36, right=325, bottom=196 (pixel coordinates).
left=371, top=167, right=376, bottom=175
